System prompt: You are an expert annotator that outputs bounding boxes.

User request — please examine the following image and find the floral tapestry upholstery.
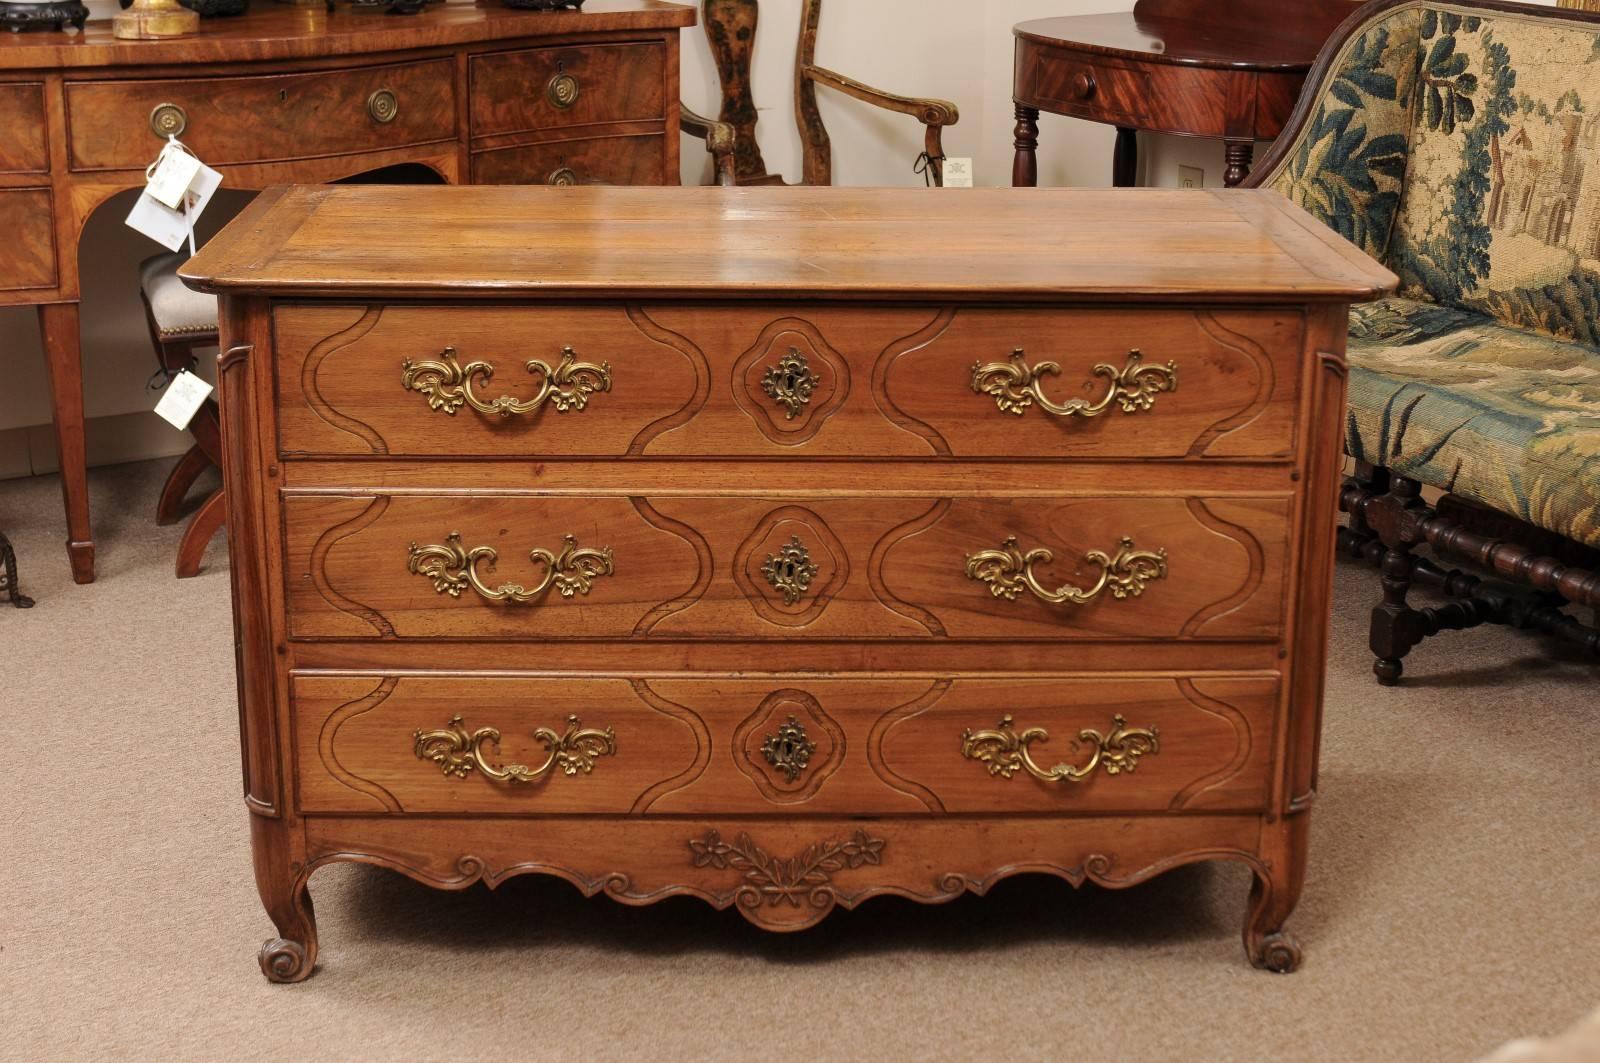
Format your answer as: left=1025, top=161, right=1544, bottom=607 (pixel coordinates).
left=1269, top=2, right=1600, bottom=549
left=1346, top=297, right=1600, bottom=548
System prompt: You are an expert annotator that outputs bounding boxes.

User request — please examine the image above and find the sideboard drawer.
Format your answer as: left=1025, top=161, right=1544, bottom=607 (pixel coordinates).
left=0, top=189, right=58, bottom=292
left=283, top=492, right=1288, bottom=642
left=0, top=84, right=48, bottom=173
left=470, top=43, right=668, bottom=136
left=275, top=304, right=1300, bottom=460
left=293, top=673, right=1277, bottom=816
left=1020, top=47, right=1155, bottom=125
left=65, top=60, right=456, bottom=171
left=469, top=132, right=665, bottom=186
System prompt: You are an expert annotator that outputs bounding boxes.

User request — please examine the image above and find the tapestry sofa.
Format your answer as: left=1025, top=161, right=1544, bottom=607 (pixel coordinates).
left=1247, top=0, right=1600, bottom=683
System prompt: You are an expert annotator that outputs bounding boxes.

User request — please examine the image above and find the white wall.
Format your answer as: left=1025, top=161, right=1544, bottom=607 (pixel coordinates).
left=39, top=0, right=1515, bottom=476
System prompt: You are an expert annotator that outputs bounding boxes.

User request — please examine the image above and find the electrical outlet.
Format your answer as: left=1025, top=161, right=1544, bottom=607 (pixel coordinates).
left=1178, top=165, right=1204, bottom=189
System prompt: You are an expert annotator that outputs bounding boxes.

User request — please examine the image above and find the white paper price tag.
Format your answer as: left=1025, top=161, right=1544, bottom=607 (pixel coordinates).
left=126, top=161, right=222, bottom=253
left=943, top=157, right=974, bottom=188
left=147, top=146, right=203, bottom=210
left=154, top=370, right=214, bottom=431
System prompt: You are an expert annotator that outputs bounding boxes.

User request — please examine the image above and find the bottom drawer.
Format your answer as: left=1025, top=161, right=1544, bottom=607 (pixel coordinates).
left=293, top=673, right=1279, bottom=816
left=470, top=133, right=665, bottom=186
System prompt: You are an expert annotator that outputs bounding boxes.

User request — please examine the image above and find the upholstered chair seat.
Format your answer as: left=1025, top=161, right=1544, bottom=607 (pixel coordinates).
left=141, top=252, right=219, bottom=340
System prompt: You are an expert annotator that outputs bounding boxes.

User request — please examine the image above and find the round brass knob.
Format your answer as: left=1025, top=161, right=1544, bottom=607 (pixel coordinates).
left=367, top=89, right=399, bottom=125
left=1070, top=72, right=1096, bottom=100
left=546, top=71, right=580, bottom=110
left=547, top=167, right=579, bottom=187
left=149, top=103, right=188, bottom=139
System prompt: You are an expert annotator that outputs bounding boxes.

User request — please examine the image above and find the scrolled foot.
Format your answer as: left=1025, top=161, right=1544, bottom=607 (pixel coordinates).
left=259, top=937, right=313, bottom=983
left=1249, top=931, right=1303, bottom=973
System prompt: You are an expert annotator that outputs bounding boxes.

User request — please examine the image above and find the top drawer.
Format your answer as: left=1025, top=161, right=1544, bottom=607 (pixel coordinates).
left=273, top=303, right=1302, bottom=461
left=65, top=60, right=456, bottom=172
left=0, top=84, right=48, bottom=174
left=470, top=43, right=667, bottom=137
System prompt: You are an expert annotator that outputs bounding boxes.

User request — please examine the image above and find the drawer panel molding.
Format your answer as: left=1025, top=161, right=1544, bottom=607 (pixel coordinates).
left=296, top=675, right=1275, bottom=817
left=286, top=494, right=1286, bottom=642
left=277, top=304, right=1297, bottom=460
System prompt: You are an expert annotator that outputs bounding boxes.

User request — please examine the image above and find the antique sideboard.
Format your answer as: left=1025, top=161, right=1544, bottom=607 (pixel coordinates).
left=182, top=184, right=1394, bottom=980
left=0, top=0, right=694, bottom=584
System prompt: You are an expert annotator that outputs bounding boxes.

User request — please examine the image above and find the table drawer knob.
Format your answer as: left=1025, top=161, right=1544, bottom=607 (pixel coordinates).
left=546, top=69, right=581, bottom=110
left=961, top=714, right=1159, bottom=783
left=1070, top=72, right=1097, bottom=100
left=408, top=532, right=615, bottom=604
left=965, top=535, right=1167, bottom=606
left=547, top=166, right=581, bottom=186
left=367, top=88, right=399, bottom=124
left=972, top=347, right=1176, bottom=418
left=149, top=103, right=188, bottom=139
left=415, top=713, right=617, bottom=784
left=402, top=345, right=612, bottom=418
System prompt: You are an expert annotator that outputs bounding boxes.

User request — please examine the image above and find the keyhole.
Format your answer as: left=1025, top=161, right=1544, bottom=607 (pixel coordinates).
left=279, top=89, right=288, bottom=103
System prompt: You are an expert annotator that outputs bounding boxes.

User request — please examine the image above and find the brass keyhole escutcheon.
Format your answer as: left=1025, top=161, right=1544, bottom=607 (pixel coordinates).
left=761, top=716, right=817, bottom=783
left=760, top=348, right=818, bottom=421
left=761, top=536, right=818, bottom=606
left=547, top=71, right=580, bottom=110
left=367, top=89, right=399, bottom=125
left=149, top=103, right=188, bottom=139
left=547, top=166, right=579, bottom=186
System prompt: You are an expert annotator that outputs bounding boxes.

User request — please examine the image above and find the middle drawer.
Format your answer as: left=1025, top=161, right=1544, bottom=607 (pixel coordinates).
left=274, top=303, right=1301, bottom=461
left=284, top=492, right=1288, bottom=641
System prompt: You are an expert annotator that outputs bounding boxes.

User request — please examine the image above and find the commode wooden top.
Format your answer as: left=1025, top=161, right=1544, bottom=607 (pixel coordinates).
left=181, top=185, right=1397, bottom=304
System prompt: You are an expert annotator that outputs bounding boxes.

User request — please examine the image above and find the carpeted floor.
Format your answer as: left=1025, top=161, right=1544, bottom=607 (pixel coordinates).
left=2, top=461, right=1596, bottom=1063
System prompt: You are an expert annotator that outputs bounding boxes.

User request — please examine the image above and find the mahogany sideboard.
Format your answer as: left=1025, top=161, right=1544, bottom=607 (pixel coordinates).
left=1011, top=0, right=1362, bottom=189
left=182, top=184, right=1394, bottom=981
left=0, top=0, right=694, bottom=584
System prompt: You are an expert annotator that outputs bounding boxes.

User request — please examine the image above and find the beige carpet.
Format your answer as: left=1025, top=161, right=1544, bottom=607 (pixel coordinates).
left=2, top=461, right=1596, bottom=1063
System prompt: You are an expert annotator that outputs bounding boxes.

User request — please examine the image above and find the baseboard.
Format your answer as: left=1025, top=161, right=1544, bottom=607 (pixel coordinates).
left=0, top=410, right=194, bottom=481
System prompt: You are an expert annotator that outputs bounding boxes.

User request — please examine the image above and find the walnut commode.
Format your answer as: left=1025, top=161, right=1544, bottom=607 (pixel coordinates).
left=181, top=183, right=1395, bottom=981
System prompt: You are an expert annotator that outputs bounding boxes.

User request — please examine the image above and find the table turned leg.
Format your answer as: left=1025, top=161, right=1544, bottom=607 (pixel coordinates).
left=38, top=303, right=94, bottom=584
left=1224, top=139, right=1254, bottom=188
left=1113, top=126, right=1138, bottom=187
left=1012, top=103, right=1040, bottom=187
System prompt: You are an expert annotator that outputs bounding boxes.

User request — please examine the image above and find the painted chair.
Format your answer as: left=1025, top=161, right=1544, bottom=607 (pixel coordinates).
left=681, top=0, right=960, bottom=187
left=1248, top=0, right=1600, bottom=682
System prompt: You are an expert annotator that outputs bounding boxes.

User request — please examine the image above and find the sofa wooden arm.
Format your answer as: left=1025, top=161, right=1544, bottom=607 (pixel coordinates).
left=680, top=103, right=739, bottom=187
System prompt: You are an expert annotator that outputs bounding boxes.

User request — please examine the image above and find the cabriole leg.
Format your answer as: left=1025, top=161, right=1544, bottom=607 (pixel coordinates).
left=252, top=816, right=317, bottom=983
left=1244, top=814, right=1308, bottom=973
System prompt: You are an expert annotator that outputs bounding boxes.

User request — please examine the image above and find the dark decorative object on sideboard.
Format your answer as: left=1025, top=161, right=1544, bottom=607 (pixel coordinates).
left=1, top=0, right=88, bottom=32
left=118, top=0, right=247, bottom=16
left=504, top=0, right=583, bottom=10
left=0, top=530, right=33, bottom=608
left=1011, top=0, right=1362, bottom=187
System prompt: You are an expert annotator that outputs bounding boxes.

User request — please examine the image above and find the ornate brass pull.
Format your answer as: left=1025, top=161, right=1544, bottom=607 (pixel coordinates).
left=415, top=714, right=616, bottom=783
left=547, top=166, right=580, bottom=186
left=961, top=714, right=1159, bottom=783
left=402, top=345, right=611, bottom=418
left=408, top=532, right=614, bottom=604
left=367, top=88, right=399, bottom=124
left=965, top=535, right=1167, bottom=605
left=761, top=348, right=818, bottom=420
left=149, top=102, right=188, bottom=138
left=761, top=715, right=817, bottom=782
left=761, top=536, right=818, bottom=605
left=971, top=348, right=1176, bottom=418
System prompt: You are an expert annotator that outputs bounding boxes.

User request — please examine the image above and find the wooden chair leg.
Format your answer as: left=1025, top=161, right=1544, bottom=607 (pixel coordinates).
left=157, top=443, right=212, bottom=526
left=1366, top=476, right=1429, bottom=686
left=176, top=488, right=226, bottom=579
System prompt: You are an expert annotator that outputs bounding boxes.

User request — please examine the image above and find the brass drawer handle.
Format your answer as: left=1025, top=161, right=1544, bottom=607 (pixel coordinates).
left=367, top=88, right=399, bottom=124
left=961, top=714, right=1159, bottom=783
left=408, top=532, right=615, bottom=604
left=547, top=166, right=580, bottom=186
left=966, top=535, right=1167, bottom=605
left=415, top=714, right=616, bottom=783
left=401, top=345, right=611, bottom=418
left=546, top=69, right=580, bottom=110
left=972, top=348, right=1176, bottom=418
left=149, top=103, right=188, bottom=139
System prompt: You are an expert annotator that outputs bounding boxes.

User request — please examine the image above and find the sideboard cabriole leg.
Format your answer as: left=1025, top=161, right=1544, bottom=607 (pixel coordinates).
left=38, top=303, right=95, bottom=584
left=1245, top=812, right=1308, bottom=973
left=1012, top=104, right=1040, bottom=187
left=253, top=816, right=318, bottom=984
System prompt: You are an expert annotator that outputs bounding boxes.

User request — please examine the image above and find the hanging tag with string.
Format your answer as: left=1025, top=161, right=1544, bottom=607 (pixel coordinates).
left=125, top=136, right=224, bottom=255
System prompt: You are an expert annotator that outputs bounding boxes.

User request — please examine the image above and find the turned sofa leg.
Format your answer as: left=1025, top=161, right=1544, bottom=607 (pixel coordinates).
left=1338, top=460, right=1390, bottom=564
left=1368, top=476, right=1429, bottom=685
